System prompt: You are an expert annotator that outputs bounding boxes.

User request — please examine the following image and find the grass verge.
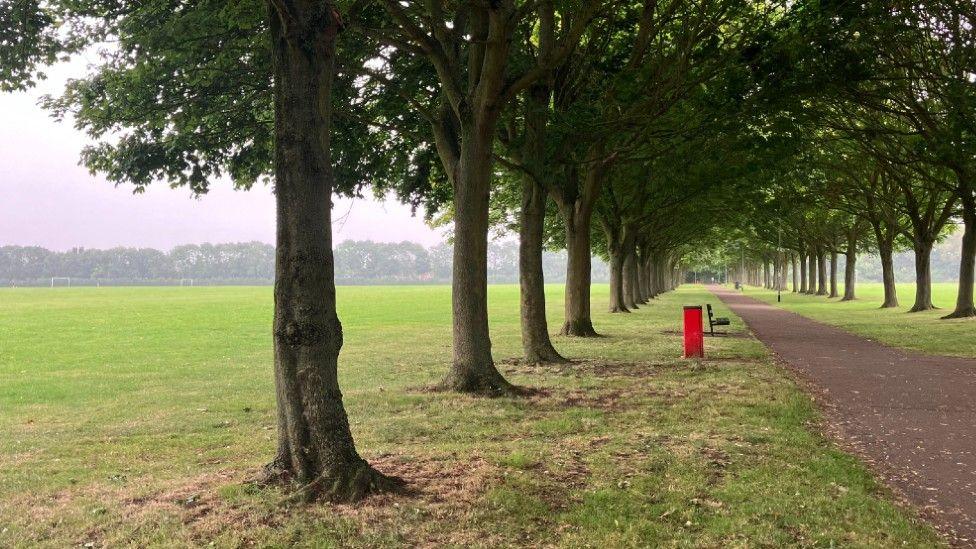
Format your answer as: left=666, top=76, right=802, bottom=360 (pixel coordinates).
left=745, top=282, right=976, bottom=358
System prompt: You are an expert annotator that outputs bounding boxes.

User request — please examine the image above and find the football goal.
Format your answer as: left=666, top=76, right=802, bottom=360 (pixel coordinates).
left=50, top=277, right=71, bottom=287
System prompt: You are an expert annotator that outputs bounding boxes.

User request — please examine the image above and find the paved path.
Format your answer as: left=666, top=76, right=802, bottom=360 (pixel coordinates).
left=710, top=286, right=976, bottom=545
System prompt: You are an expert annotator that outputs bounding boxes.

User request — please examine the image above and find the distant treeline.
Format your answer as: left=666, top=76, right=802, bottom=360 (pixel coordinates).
left=702, top=232, right=964, bottom=284
left=0, top=240, right=611, bottom=286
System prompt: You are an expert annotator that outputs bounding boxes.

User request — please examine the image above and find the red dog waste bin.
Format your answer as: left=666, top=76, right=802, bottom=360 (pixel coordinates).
left=683, top=305, right=704, bottom=358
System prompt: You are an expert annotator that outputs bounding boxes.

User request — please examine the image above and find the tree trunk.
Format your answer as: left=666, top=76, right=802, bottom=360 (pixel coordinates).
left=828, top=251, right=839, bottom=298
left=656, top=258, right=667, bottom=294
left=515, top=80, right=565, bottom=361
left=446, top=132, right=516, bottom=392
left=807, top=253, right=817, bottom=294
left=816, top=250, right=827, bottom=295
left=908, top=239, right=936, bottom=312
left=622, top=235, right=639, bottom=310
left=878, top=235, right=899, bottom=308
left=646, top=255, right=658, bottom=298
left=636, top=246, right=650, bottom=303
left=842, top=235, right=856, bottom=301
left=264, top=5, right=398, bottom=501
left=945, top=191, right=976, bottom=318
left=791, top=253, right=799, bottom=292
left=519, top=179, right=566, bottom=362
left=562, top=207, right=599, bottom=336
left=799, top=252, right=807, bottom=293
left=607, top=236, right=628, bottom=313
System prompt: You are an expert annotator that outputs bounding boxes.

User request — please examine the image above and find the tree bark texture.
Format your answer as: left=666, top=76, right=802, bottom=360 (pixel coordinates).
left=807, top=253, right=817, bottom=295
left=562, top=205, right=599, bottom=335
left=908, top=239, right=936, bottom=312
left=444, top=123, right=517, bottom=393
left=842, top=235, right=857, bottom=301
left=946, top=189, right=976, bottom=318
left=622, top=235, right=639, bottom=311
left=516, top=80, right=564, bottom=363
left=519, top=179, right=565, bottom=362
left=791, top=253, right=799, bottom=292
left=265, top=3, right=399, bottom=501
left=799, top=252, right=807, bottom=293
left=607, top=225, right=628, bottom=313
left=828, top=251, right=839, bottom=298
left=816, top=250, right=827, bottom=296
left=877, top=235, right=899, bottom=308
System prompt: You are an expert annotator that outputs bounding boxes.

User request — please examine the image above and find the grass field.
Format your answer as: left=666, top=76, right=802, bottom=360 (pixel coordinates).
left=746, top=282, right=976, bottom=358
left=0, top=284, right=943, bottom=547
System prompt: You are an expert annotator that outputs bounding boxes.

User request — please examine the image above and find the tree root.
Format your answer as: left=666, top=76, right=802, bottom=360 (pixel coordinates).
left=941, top=307, right=976, bottom=319
left=559, top=320, right=601, bottom=337
left=257, top=453, right=293, bottom=487
left=438, top=365, right=532, bottom=397
left=265, top=459, right=405, bottom=504
left=522, top=353, right=570, bottom=366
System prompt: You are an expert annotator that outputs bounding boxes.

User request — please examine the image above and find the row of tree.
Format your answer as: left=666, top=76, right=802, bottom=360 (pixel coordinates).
left=6, top=0, right=972, bottom=501
left=687, top=233, right=967, bottom=286
left=707, top=1, right=976, bottom=316
left=0, top=240, right=612, bottom=285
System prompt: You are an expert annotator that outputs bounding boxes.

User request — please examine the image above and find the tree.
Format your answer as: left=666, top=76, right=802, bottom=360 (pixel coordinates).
left=14, top=0, right=399, bottom=501
left=361, top=0, right=602, bottom=391
left=813, top=0, right=976, bottom=316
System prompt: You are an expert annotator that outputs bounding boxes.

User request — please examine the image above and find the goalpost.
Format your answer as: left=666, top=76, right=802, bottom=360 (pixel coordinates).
left=50, top=277, right=71, bottom=288
left=179, top=278, right=194, bottom=287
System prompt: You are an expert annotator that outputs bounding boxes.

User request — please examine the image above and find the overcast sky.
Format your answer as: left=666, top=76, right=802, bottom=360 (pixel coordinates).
left=0, top=62, right=445, bottom=251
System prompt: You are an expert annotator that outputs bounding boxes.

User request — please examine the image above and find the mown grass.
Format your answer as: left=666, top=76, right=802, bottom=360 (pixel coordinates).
left=746, top=282, right=976, bottom=358
left=0, top=284, right=943, bottom=547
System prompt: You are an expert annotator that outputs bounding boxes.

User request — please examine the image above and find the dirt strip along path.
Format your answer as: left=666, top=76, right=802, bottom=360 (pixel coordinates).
left=710, top=285, right=976, bottom=545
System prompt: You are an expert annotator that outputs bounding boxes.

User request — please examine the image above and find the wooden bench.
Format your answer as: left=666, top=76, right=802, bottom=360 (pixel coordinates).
left=706, top=304, right=730, bottom=336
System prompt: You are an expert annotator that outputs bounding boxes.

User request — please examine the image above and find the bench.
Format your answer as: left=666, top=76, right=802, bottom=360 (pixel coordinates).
left=706, top=304, right=730, bottom=336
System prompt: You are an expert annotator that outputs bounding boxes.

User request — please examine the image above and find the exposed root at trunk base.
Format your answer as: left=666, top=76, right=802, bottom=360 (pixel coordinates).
left=268, top=459, right=405, bottom=504
left=257, top=453, right=293, bottom=487
left=521, top=355, right=570, bottom=366
left=907, top=304, right=938, bottom=313
left=560, top=320, right=601, bottom=337
left=941, top=307, right=976, bottom=319
left=522, top=348, right=570, bottom=365
left=438, top=365, right=534, bottom=397
left=608, top=307, right=631, bottom=314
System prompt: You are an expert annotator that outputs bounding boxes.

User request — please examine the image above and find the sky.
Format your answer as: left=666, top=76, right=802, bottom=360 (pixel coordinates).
left=0, top=62, right=445, bottom=251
